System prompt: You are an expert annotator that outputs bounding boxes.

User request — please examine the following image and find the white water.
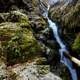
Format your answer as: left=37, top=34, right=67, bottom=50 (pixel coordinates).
left=41, top=1, right=78, bottom=80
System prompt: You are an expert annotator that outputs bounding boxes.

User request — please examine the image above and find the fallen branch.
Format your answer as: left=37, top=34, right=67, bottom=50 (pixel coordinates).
left=64, top=52, right=80, bottom=66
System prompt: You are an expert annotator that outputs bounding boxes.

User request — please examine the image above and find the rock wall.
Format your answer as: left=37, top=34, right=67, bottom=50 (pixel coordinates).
left=49, top=0, right=80, bottom=78
left=49, top=0, right=80, bottom=57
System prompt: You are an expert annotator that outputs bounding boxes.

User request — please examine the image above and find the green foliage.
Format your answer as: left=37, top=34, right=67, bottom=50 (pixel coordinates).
left=72, top=34, right=80, bottom=53
left=6, top=31, right=22, bottom=64
left=37, top=65, right=50, bottom=75
left=4, top=27, right=42, bottom=65
left=50, top=1, right=80, bottom=29
left=0, top=23, right=42, bottom=65
left=63, top=3, right=80, bottom=29
left=0, top=11, right=44, bottom=65
left=49, top=1, right=80, bottom=59
left=5, top=11, right=30, bottom=28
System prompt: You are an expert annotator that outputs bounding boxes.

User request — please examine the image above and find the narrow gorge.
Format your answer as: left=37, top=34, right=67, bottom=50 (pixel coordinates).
left=39, top=0, right=78, bottom=80
left=0, top=0, right=80, bottom=80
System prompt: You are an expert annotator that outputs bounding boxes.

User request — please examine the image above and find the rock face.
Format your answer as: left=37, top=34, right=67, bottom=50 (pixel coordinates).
left=49, top=0, right=80, bottom=58
left=7, top=60, right=62, bottom=80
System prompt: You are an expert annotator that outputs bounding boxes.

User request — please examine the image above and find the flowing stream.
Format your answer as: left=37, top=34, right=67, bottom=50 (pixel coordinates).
left=39, top=0, right=78, bottom=80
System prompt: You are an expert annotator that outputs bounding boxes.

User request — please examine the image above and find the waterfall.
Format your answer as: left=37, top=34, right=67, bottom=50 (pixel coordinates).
left=40, top=0, right=78, bottom=80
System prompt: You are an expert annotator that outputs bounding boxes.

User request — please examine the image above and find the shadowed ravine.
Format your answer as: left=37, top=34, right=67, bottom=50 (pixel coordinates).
left=39, top=0, right=78, bottom=80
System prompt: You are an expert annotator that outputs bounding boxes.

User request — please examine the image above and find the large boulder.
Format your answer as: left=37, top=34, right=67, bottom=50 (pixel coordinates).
left=0, top=11, right=46, bottom=65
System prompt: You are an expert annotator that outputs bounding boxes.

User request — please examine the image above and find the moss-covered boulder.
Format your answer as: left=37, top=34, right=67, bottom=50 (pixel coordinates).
left=0, top=11, right=46, bottom=65
left=49, top=0, right=80, bottom=28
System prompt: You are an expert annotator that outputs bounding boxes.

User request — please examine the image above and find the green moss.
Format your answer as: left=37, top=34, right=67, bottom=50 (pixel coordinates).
left=63, top=3, right=80, bottom=29
left=72, top=34, right=80, bottom=51
left=37, top=65, right=50, bottom=75
left=17, top=14, right=29, bottom=23
left=7, top=11, right=30, bottom=27
left=50, top=1, right=80, bottom=29
left=0, top=22, right=43, bottom=65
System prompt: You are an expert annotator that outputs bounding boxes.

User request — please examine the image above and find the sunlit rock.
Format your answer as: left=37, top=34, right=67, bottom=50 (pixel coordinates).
left=7, top=61, right=62, bottom=80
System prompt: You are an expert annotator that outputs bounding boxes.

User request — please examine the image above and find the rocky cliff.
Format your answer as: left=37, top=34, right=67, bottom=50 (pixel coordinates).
left=49, top=0, right=80, bottom=78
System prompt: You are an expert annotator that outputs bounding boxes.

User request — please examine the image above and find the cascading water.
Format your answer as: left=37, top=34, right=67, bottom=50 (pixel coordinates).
left=47, top=17, right=78, bottom=80
left=40, top=0, right=78, bottom=80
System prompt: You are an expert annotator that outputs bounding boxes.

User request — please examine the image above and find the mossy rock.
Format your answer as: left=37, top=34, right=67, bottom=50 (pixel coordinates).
left=31, top=16, right=47, bottom=33
left=37, top=65, right=50, bottom=75
left=0, top=22, right=44, bottom=65
left=63, top=2, right=80, bottom=29
left=0, top=11, right=30, bottom=27
left=8, top=11, right=30, bottom=26
left=72, top=33, right=80, bottom=55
